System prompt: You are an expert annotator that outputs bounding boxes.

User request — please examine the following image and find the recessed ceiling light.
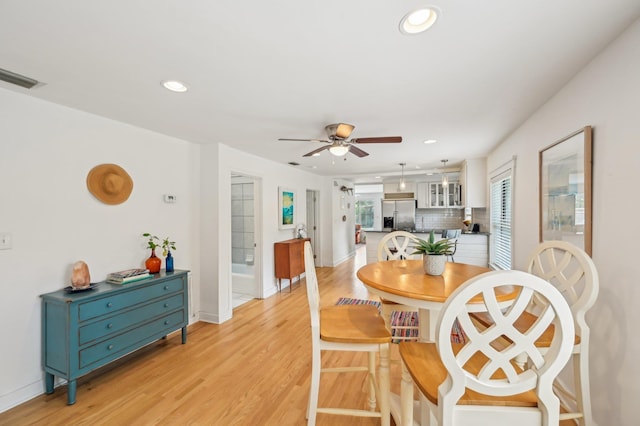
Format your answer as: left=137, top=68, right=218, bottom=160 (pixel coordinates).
left=399, top=7, right=440, bottom=35
left=162, top=80, right=188, bottom=93
left=423, top=139, right=437, bottom=144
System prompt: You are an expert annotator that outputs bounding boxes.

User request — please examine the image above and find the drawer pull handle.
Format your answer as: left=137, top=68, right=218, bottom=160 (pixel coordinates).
left=107, top=344, right=113, bottom=350
left=164, top=285, right=169, bottom=290
left=106, top=302, right=113, bottom=308
left=164, top=303, right=169, bottom=308
left=107, top=323, right=113, bottom=329
left=164, top=320, right=170, bottom=325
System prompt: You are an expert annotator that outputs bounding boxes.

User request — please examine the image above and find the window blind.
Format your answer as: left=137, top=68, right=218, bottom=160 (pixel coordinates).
left=489, top=158, right=515, bottom=270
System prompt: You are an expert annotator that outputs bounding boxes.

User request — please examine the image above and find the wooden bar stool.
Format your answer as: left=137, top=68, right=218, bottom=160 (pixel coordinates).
left=303, top=242, right=391, bottom=426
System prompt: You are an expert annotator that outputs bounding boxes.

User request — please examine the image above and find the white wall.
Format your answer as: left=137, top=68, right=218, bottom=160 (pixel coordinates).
left=197, top=143, right=336, bottom=323
left=488, top=18, right=640, bottom=425
left=0, top=88, right=201, bottom=411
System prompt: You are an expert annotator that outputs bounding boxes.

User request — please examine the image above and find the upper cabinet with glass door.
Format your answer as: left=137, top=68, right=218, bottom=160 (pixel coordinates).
left=428, top=181, right=462, bottom=208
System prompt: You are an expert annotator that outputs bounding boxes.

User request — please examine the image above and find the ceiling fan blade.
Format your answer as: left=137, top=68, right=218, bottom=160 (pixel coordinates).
left=348, top=145, right=369, bottom=157
left=303, top=146, right=330, bottom=157
left=351, top=136, right=402, bottom=144
left=278, top=138, right=328, bottom=143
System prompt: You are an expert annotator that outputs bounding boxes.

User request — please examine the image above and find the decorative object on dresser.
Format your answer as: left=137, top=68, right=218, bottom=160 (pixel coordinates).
left=162, top=237, right=176, bottom=273
left=411, top=230, right=454, bottom=275
left=143, top=232, right=162, bottom=273
left=86, top=163, right=133, bottom=205
left=274, top=238, right=310, bottom=292
left=106, top=268, right=151, bottom=284
left=41, top=270, right=189, bottom=405
left=70, top=260, right=91, bottom=290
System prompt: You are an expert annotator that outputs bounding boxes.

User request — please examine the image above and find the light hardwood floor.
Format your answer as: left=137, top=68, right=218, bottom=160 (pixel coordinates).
left=0, top=246, right=577, bottom=426
left=1, top=245, right=399, bottom=426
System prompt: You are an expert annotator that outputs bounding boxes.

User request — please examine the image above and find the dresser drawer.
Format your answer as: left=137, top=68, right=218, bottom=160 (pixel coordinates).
left=79, top=310, right=185, bottom=368
left=78, top=278, right=184, bottom=321
left=78, top=294, right=184, bottom=345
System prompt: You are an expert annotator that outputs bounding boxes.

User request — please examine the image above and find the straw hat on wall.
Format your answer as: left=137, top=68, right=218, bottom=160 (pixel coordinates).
left=86, top=163, right=133, bottom=205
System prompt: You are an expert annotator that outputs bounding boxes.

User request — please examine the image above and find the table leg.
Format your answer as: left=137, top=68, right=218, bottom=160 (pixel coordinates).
left=182, top=326, right=187, bottom=344
left=418, top=307, right=439, bottom=342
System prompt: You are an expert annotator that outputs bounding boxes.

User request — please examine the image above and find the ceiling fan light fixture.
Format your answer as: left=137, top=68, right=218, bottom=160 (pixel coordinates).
left=399, top=7, right=439, bottom=35
left=423, top=139, right=437, bottom=144
left=329, top=144, right=349, bottom=156
left=335, top=123, right=355, bottom=139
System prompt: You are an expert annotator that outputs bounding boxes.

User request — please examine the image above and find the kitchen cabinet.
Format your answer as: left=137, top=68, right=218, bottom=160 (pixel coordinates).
left=428, top=182, right=461, bottom=208
left=416, top=182, right=429, bottom=208
left=460, top=158, right=487, bottom=208
left=383, top=181, right=415, bottom=194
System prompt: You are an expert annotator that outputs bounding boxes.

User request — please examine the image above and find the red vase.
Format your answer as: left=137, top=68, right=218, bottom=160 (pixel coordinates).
left=145, top=248, right=161, bottom=273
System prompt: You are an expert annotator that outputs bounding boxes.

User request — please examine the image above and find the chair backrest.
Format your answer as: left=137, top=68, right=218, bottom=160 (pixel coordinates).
left=377, top=230, right=421, bottom=261
left=435, top=270, right=575, bottom=422
left=304, top=241, right=320, bottom=331
left=526, top=240, right=599, bottom=340
left=442, top=229, right=461, bottom=239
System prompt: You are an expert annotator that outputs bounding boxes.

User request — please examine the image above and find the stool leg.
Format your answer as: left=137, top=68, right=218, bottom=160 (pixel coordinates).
left=379, top=343, right=391, bottom=426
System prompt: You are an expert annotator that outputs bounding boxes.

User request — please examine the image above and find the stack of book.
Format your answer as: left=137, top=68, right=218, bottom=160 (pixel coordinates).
left=107, top=268, right=151, bottom=284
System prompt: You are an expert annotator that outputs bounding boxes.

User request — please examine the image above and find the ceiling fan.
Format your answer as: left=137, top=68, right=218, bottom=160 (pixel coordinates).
left=278, top=123, right=402, bottom=158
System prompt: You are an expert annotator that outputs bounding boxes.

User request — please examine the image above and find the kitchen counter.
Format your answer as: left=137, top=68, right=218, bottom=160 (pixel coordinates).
left=364, top=230, right=490, bottom=236
left=363, top=230, right=490, bottom=267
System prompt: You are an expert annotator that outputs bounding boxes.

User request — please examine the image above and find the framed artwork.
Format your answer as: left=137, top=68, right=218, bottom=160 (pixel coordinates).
left=539, top=126, right=593, bottom=255
left=278, top=187, right=295, bottom=230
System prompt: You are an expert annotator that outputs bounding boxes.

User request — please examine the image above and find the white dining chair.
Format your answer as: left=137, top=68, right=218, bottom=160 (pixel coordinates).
left=471, top=240, right=599, bottom=426
left=303, top=242, right=391, bottom=426
left=376, top=231, right=422, bottom=342
left=399, top=269, right=575, bottom=426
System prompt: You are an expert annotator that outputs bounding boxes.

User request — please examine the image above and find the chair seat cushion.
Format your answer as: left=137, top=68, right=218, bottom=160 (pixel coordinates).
left=320, top=305, right=391, bottom=344
left=471, top=311, right=580, bottom=347
left=399, top=342, right=538, bottom=407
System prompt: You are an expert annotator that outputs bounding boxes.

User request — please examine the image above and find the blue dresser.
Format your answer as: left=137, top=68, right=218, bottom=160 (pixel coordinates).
left=41, top=270, right=189, bottom=404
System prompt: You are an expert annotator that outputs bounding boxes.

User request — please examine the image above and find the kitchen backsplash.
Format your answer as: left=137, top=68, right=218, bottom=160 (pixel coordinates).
left=415, top=208, right=488, bottom=232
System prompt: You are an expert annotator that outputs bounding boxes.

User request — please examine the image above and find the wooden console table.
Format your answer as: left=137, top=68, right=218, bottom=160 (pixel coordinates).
left=274, top=238, right=310, bottom=292
left=40, top=270, right=189, bottom=404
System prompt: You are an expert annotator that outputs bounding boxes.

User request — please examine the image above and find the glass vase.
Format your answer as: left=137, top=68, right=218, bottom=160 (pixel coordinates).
left=145, top=248, right=161, bottom=273
left=165, top=251, right=174, bottom=273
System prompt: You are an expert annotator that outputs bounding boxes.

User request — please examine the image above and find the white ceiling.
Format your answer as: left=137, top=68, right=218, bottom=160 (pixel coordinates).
left=2, top=1, right=639, bottom=181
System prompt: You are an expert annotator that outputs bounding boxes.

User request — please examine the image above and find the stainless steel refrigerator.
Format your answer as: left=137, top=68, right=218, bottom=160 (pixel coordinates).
left=382, top=199, right=416, bottom=231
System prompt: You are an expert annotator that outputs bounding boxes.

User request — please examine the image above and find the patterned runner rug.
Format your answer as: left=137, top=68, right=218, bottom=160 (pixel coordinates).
left=335, top=297, right=466, bottom=343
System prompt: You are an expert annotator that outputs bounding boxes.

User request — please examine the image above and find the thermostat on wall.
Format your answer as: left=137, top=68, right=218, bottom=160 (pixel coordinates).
left=164, top=194, right=177, bottom=203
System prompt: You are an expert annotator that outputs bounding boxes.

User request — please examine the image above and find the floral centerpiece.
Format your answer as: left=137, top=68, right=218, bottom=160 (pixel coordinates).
left=142, top=233, right=162, bottom=273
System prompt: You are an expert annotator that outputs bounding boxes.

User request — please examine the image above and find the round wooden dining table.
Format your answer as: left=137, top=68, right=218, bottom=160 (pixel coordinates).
left=357, top=259, right=517, bottom=342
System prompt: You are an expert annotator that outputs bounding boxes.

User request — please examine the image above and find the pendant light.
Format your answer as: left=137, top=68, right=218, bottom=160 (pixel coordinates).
left=399, top=162, right=406, bottom=190
left=441, top=159, right=449, bottom=187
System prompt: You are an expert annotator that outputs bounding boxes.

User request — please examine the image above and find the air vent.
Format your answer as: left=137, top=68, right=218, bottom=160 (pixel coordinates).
left=0, top=68, right=38, bottom=89
left=288, top=162, right=300, bottom=166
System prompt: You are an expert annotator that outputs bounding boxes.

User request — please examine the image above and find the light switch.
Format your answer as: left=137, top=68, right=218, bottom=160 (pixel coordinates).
left=0, top=232, right=12, bottom=250
left=163, top=194, right=177, bottom=203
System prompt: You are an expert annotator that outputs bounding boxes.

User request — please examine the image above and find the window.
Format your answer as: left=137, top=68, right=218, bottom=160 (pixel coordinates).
left=489, top=157, right=515, bottom=270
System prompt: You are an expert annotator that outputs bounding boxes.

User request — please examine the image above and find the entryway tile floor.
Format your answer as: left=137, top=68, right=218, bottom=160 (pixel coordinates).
left=232, top=292, right=253, bottom=309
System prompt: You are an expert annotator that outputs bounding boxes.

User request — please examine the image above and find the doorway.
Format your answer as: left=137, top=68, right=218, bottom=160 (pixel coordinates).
left=231, top=173, right=261, bottom=308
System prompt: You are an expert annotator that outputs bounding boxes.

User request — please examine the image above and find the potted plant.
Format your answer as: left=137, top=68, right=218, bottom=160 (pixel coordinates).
left=162, top=237, right=176, bottom=272
left=411, top=230, right=454, bottom=275
left=142, top=233, right=162, bottom=273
